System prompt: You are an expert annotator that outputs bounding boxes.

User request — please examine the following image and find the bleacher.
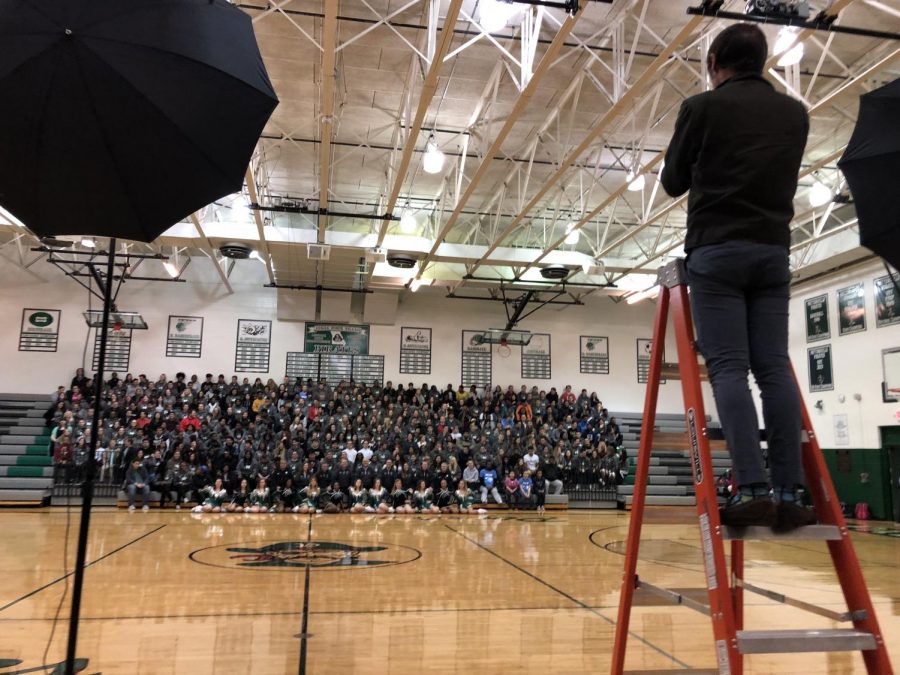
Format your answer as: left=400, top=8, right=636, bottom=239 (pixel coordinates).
left=612, top=411, right=731, bottom=507
left=0, top=393, right=54, bottom=506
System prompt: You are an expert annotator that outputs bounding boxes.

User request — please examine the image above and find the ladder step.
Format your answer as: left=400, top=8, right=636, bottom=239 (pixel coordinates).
left=660, top=362, right=709, bottom=381
left=736, top=629, right=877, bottom=654
left=722, top=524, right=841, bottom=541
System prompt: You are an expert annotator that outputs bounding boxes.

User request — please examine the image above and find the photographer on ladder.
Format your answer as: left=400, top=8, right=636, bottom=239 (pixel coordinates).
left=661, top=23, right=816, bottom=531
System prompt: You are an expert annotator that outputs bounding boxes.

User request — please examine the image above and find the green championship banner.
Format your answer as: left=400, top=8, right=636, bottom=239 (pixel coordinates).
left=808, top=344, right=834, bottom=392
left=304, top=323, right=370, bottom=354
left=837, top=283, right=866, bottom=336
left=874, top=274, right=899, bottom=328
left=804, top=294, right=830, bottom=342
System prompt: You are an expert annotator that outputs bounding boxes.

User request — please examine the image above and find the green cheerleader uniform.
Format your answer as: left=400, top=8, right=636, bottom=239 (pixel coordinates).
left=368, top=487, right=387, bottom=508
left=249, top=488, right=270, bottom=508
left=412, top=490, right=433, bottom=511
left=203, top=487, right=228, bottom=508
left=455, top=489, right=475, bottom=509
left=349, top=488, right=368, bottom=507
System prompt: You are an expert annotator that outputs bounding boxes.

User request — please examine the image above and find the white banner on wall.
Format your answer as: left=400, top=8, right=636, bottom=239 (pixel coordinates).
left=579, top=335, right=609, bottom=374
left=19, top=308, right=61, bottom=352
left=166, top=315, right=203, bottom=358
left=522, top=333, right=551, bottom=379
left=399, top=326, right=431, bottom=374
left=235, top=319, right=271, bottom=373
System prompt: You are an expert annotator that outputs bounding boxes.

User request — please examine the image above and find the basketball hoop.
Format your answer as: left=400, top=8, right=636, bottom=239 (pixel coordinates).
left=498, top=338, right=511, bottom=358
left=112, top=322, right=123, bottom=333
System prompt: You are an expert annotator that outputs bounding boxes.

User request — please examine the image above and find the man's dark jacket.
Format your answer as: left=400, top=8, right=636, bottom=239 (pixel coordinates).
left=661, top=74, right=808, bottom=251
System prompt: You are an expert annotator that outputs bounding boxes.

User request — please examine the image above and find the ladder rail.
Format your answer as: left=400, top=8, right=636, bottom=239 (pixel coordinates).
left=669, top=282, right=742, bottom=674
left=611, top=287, right=671, bottom=675
left=793, top=368, right=893, bottom=674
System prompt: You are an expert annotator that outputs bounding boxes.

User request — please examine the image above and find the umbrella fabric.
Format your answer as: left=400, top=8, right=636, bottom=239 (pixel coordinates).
left=0, top=0, right=278, bottom=242
left=838, top=77, right=900, bottom=270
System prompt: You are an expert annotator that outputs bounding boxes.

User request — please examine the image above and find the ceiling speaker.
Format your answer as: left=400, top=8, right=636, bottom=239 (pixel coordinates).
left=540, top=265, right=568, bottom=279
left=219, top=242, right=252, bottom=259
left=387, top=253, right=417, bottom=269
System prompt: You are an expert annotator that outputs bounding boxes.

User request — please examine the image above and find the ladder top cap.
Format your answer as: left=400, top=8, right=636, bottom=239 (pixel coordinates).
left=657, top=258, right=686, bottom=289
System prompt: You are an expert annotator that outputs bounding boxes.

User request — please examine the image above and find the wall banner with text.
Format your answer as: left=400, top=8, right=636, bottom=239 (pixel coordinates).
left=808, top=344, right=834, bottom=392
left=399, top=327, right=432, bottom=375
left=521, top=333, right=551, bottom=380
left=804, top=294, right=830, bottom=342
left=461, top=330, right=491, bottom=389
left=19, top=308, right=61, bottom=352
left=837, top=283, right=866, bottom=336
left=874, top=274, right=899, bottom=328
left=579, top=336, right=609, bottom=374
left=304, top=323, right=370, bottom=355
left=235, top=319, right=271, bottom=373
left=166, top=315, right=203, bottom=358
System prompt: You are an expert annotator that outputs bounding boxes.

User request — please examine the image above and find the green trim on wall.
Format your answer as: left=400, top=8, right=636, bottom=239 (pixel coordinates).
left=882, top=427, right=900, bottom=446
left=821, top=447, right=891, bottom=520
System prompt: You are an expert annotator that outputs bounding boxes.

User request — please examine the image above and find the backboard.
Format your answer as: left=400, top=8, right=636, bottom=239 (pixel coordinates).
left=470, top=328, right=533, bottom=346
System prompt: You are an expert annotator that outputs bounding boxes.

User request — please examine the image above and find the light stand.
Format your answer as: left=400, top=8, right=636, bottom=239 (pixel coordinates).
left=61, top=240, right=149, bottom=675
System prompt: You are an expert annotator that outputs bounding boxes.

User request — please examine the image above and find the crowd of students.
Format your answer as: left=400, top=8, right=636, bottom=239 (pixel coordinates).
left=48, top=369, right=626, bottom=512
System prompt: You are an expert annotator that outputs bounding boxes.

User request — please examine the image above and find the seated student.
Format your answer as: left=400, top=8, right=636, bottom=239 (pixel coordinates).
left=248, top=477, right=271, bottom=513
left=478, top=462, right=503, bottom=505
left=228, top=478, right=251, bottom=512
left=533, top=468, right=547, bottom=513
left=434, top=478, right=455, bottom=513
left=124, top=458, right=151, bottom=511
left=298, top=478, right=321, bottom=514
left=518, top=470, right=535, bottom=510
left=171, top=461, right=194, bottom=509
left=274, top=478, right=297, bottom=513
left=462, top=459, right=480, bottom=492
left=390, top=478, right=413, bottom=514
left=323, top=481, right=346, bottom=513
left=367, top=478, right=390, bottom=514
left=503, top=471, right=520, bottom=509
left=454, top=479, right=476, bottom=514
left=349, top=478, right=368, bottom=514
left=412, top=480, right=439, bottom=514
left=193, top=478, right=228, bottom=513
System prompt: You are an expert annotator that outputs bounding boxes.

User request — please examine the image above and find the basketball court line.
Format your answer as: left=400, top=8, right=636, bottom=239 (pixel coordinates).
left=298, top=515, right=313, bottom=675
left=0, top=524, right=166, bottom=613
left=442, top=522, right=694, bottom=670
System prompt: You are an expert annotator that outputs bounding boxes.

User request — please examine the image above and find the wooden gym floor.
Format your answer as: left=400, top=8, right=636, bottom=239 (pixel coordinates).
left=0, top=508, right=898, bottom=674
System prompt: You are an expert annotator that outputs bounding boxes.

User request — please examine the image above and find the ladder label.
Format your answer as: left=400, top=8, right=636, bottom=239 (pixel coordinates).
left=699, top=513, right=717, bottom=590
left=715, top=640, right=731, bottom=674
left=688, top=407, right=702, bottom=484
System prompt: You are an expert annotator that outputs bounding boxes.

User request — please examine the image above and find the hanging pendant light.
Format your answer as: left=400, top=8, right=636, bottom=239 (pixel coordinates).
left=422, top=134, right=445, bottom=174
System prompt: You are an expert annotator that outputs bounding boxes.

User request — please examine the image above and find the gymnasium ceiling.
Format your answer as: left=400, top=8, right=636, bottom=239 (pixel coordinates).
left=1, top=0, right=899, bottom=301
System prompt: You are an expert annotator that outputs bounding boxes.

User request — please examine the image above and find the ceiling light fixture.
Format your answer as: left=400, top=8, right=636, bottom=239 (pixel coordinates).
left=400, top=206, right=417, bottom=233
left=808, top=181, right=833, bottom=207
left=81, top=238, right=95, bottom=248
left=625, top=286, right=659, bottom=305
left=422, top=135, right=445, bottom=174
left=564, top=222, right=580, bottom=245
left=626, top=170, right=645, bottom=192
left=479, top=0, right=517, bottom=33
left=774, top=27, right=804, bottom=67
left=627, top=285, right=660, bottom=305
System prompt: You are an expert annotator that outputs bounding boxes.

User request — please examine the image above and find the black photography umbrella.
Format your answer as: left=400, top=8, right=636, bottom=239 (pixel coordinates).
left=0, top=3, right=277, bottom=673
left=0, top=0, right=278, bottom=242
left=838, top=77, right=900, bottom=271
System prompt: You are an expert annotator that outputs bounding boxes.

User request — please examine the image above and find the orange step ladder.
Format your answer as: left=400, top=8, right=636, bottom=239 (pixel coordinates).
left=610, top=259, right=893, bottom=675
